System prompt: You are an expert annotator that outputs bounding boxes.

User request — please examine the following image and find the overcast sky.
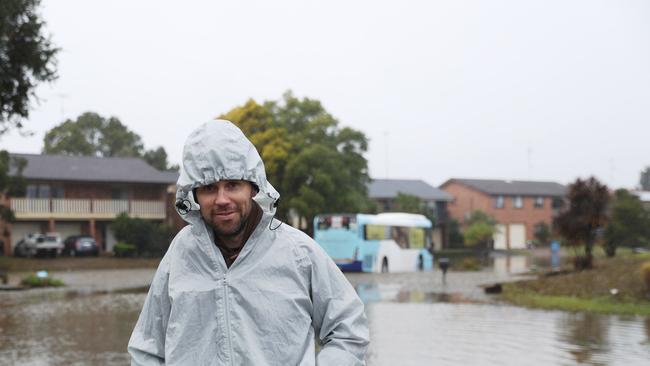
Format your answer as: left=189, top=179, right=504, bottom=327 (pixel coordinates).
left=2, top=0, right=649, bottom=189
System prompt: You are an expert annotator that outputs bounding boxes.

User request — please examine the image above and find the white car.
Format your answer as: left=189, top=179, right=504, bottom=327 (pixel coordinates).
left=14, top=233, right=63, bottom=258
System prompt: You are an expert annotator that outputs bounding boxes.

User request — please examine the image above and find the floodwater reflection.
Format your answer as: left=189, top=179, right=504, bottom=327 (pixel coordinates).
left=0, top=266, right=649, bottom=365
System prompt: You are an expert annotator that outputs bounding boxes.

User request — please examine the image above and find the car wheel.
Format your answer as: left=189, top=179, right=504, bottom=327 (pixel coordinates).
left=70, top=249, right=76, bottom=257
left=381, top=258, right=389, bottom=273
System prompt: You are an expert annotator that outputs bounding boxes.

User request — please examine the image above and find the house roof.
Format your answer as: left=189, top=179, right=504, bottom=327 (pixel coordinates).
left=368, top=179, right=453, bottom=201
left=441, top=178, right=566, bottom=197
left=10, top=153, right=179, bottom=185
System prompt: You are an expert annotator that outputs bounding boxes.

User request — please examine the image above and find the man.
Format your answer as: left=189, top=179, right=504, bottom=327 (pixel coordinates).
left=128, top=120, right=369, bottom=365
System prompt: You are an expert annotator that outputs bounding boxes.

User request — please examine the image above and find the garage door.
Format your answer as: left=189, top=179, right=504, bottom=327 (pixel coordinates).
left=508, top=224, right=526, bottom=249
left=11, top=222, right=42, bottom=249
left=55, top=222, right=82, bottom=242
left=493, top=224, right=507, bottom=250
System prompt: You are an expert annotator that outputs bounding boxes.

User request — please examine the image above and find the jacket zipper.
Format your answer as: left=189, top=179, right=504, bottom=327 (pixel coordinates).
left=223, top=275, right=235, bottom=365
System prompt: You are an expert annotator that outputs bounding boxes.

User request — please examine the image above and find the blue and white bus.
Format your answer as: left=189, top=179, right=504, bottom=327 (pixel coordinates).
left=313, top=212, right=434, bottom=273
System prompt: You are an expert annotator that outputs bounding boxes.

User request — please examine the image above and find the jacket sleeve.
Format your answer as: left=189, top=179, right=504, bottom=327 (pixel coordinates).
left=128, top=255, right=172, bottom=366
left=308, top=243, right=370, bottom=366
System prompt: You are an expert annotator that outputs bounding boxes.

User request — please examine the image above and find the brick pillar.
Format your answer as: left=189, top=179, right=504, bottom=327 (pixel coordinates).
left=48, top=219, right=56, bottom=233
left=89, top=219, right=99, bottom=253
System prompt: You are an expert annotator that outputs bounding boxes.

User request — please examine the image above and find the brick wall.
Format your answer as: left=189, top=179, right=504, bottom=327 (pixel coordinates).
left=442, top=181, right=556, bottom=242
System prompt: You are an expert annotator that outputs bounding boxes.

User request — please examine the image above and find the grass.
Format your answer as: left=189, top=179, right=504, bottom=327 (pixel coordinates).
left=501, top=254, right=650, bottom=315
left=0, top=255, right=162, bottom=272
left=20, top=273, right=65, bottom=288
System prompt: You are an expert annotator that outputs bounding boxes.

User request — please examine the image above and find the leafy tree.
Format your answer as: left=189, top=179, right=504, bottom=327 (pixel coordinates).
left=603, top=189, right=650, bottom=257
left=533, top=221, right=551, bottom=245
left=111, top=213, right=172, bottom=257
left=43, top=112, right=176, bottom=170
left=462, top=210, right=497, bottom=248
left=0, top=151, right=26, bottom=221
left=220, top=91, right=373, bottom=234
left=393, top=192, right=436, bottom=224
left=0, top=0, right=59, bottom=133
left=553, top=177, right=609, bottom=269
left=640, top=167, right=650, bottom=191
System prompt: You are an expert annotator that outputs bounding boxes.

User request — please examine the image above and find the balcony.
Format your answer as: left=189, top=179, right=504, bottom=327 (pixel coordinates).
left=10, top=198, right=167, bottom=220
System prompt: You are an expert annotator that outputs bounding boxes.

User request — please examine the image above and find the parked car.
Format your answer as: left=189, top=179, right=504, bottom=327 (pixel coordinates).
left=13, top=233, right=43, bottom=257
left=39, top=233, right=64, bottom=257
left=63, top=235, right=99, bottom=256
left=13, top=233, right=63, bottom=258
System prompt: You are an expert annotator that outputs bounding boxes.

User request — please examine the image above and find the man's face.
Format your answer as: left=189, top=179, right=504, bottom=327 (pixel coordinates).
left=195, top=180, right=256, bottom=241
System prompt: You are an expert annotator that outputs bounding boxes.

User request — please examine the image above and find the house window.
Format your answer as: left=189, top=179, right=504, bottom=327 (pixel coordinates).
left=513, top=196, right=523, bottom=209
left=552, top=197, right=564, bottom=209
left=26, top=184, right=57, bottom=198
left=534, top=196, right=544, bottom=208
left=494, top=195, right=504, bottom=209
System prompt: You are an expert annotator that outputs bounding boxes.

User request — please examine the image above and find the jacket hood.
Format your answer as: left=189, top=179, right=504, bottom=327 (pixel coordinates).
left=175, top=120, right=280, bottom=224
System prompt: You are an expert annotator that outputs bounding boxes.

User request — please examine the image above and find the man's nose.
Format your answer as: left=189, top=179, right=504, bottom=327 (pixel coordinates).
left=214, top=189, right=231, bottom=205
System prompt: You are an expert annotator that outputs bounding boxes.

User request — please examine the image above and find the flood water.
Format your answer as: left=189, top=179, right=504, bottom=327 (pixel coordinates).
left=1, top=256, right=649, bottom=365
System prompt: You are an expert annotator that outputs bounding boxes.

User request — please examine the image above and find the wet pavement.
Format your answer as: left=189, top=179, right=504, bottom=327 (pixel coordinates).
left=1, top=256, right=649, bottom=365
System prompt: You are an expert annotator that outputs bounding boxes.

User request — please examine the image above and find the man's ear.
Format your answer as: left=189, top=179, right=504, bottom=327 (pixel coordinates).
left=250, top=182, right=259, bottom=197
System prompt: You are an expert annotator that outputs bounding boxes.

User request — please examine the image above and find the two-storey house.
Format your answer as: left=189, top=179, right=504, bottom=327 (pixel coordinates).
left=1, top=154, right=178, bottom=255
left=440, top=178, right=566, bottom=250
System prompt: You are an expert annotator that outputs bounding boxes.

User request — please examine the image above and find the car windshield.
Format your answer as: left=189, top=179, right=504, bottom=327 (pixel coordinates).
left=79, top=238, right=95, bottom=244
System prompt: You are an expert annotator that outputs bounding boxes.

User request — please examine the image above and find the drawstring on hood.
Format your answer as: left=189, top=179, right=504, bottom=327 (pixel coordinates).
left=174, top=120, right=280, bottom=226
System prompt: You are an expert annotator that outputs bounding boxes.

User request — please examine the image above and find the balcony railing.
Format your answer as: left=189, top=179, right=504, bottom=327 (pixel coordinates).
left=10, top=198, right=167, bottom=220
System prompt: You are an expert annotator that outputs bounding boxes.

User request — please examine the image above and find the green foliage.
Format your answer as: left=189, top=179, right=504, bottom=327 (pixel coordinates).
left=112, top=213, right=172, bottom=257
left=0, top=151, right=26, bottom=221
left=453, top=257, right=482, bottom=271
left=0, top=0, right=59, bottom=133
left=640, top=167, right=650, bottom=191
left=42, top=112, right=176, bottom=170
left=463, top=222, right=496, bottom=247
left=21, top=273, right=64, bottom=287
left=533, top=221, right=551, bottom=245
left=220, top=91, right=372, bottom=233
left=553, top=177, right=609, bottom=268
left=604, top=189, right=650, bottom=257
left=462, top=210, right=497, bottom=247
left=113, top=242, right=137, bottom=258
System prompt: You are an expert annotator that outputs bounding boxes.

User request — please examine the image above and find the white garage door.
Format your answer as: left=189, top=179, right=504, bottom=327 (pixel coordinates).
left=493, top=224, right=507, bottom=250
left=508, top=224, right=526, bottom=249
left=54, top=222, right=82, bottom=242
left=11, top=222, right=42, bottom=249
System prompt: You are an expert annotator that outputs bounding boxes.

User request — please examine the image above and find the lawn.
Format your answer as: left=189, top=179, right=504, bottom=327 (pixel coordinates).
left=501, top=253, right=650, bottom=315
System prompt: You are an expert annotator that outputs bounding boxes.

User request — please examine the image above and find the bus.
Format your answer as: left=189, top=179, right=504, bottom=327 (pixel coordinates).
left=313, top=212, right=434, bottom=273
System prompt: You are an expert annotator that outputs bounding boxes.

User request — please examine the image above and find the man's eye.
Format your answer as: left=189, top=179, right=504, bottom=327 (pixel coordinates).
left=226, top=182, right=239, bottom=189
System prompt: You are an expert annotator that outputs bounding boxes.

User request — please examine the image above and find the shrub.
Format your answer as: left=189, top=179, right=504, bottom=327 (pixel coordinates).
left=112, top=213, right=174, bottom=257
left=453, top=257, right=482, bottom=271
left=641, top=261, right=650, bottom=292
left=114, top=242, right=137, bottom=258
left=21, top=274, right=64, bottom=288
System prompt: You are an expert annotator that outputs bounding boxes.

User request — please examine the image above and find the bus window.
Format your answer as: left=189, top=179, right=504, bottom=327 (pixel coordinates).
left=317, top=215, right=356, bottom=231
left=409, top=228, right=425, bottom=249
left=365, top=225, right=387, bottom=240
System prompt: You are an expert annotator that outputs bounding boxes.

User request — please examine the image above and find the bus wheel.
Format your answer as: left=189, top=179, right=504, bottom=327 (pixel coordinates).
left=381, top=258, right=389, bottom=273
left=417, top=255, right=423, bottom=271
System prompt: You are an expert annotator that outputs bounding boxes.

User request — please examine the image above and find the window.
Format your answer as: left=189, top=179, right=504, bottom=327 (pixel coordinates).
left=364, top=225, right=427, bottom=249
left=552, top=197, right=564, bottom=209
left=26, top=184, right=61, bottom=198
left=494, top=195, right=504, bottom=209
left=534, top=196, right=544, bottom=208
left=513, top=196, right=523, bottom=209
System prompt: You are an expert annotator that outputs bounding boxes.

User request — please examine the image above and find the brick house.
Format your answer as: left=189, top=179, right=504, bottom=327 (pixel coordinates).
left=439, top=178, right=566, bottom=249
left=1, top=153, right=179, bottom=255
left=368, top=178, right=454, bottom=250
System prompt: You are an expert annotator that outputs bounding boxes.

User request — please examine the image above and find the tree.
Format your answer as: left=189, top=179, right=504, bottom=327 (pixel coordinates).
left=220, top=91, right=373, bottom=234
left=0, top=151, right=26, bottom=221
left=553, top=177, right=609, bottom=269
left=640, top=167, right=650, bottom=191
left=111, top=213, right=172, bottom=257
left=603, top=189, right=650, bottom=257
left=533, top=221, right=551, bottom=246
left=462, top=210, right=497, bottom=248
left=393, top=192, right=437, bottom=224
left=0, top=0, right=59, bottom=133
left=43, top=112, right=176, bottom=170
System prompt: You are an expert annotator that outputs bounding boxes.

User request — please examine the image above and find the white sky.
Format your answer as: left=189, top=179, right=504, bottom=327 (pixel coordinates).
left=1, top=0, right=649, bottom=189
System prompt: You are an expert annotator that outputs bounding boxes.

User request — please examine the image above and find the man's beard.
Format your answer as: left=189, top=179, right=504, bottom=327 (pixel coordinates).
left=210, top=214, right=248, bottom=240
